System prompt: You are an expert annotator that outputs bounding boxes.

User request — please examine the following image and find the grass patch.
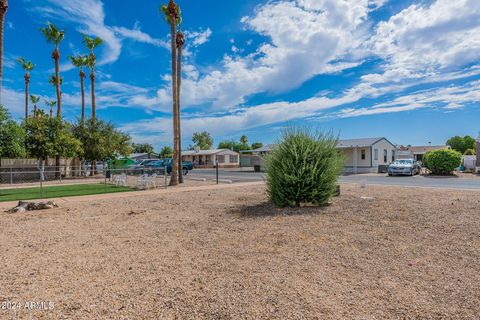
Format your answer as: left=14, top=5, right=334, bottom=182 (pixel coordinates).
left=0, top=183, right=134, bottom=202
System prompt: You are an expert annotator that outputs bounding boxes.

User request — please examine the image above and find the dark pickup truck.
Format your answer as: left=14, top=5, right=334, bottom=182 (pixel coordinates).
left=144, top=158, right=193, bottom=175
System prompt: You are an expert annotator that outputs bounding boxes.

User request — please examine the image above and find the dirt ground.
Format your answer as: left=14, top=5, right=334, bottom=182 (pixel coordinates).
left=0, top=183, right=479, bottom=319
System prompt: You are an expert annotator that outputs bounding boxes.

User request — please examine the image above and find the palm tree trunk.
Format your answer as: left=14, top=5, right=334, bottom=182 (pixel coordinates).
left=176, top=44, right=183, bottom=184
left=169, top=16, right=179, bottom=186
left=91, top=72, right=96, bottom=120
left=24, top=74, right=29, bottom=119
left=80, top=70, right=85, bottom=124
left=53, top=48, right=62, bottom=117
left=0, top=0, right=7, bottom=104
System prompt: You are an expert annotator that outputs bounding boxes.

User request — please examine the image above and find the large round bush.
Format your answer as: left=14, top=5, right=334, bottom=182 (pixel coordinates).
left=265, top=128, right=344, bottom=207
left=423, top=149, right=462, bottom=175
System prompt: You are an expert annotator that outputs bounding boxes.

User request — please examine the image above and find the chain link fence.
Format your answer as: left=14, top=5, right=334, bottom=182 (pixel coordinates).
left=0, top=165, right=174, bottom=200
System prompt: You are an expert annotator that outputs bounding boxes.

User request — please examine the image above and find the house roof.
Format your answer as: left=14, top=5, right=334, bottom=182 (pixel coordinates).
left=129, top=153, right=149, bottom=159
left=182, top=149, right=238, bottom=156
left=337, top=137, right=393, bottom=148
left=403, top=145, right=450, bottom=154
left=250, top=144, right=277, bottom=153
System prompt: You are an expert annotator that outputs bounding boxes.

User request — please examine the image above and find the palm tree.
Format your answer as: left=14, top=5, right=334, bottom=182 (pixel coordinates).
left=40, top=22, right=64, bottom=118
left=0, top=0, right=8, bottom=103
left=161, top=0, right=181, bottom=186
left=45, top=100, right=56, bottom=119
left=176, top=29, right=185, bottom=183
left=29, top=95, right=40, bottom=117
left=240, top=135, right=248, bottom=145
left=16, top=57, right=34, bottom=119
left=69, top=55, right=88, bottom=123
left=49, top=74, right=63, bottom=87
left=83, top=35, right=103, bottom=121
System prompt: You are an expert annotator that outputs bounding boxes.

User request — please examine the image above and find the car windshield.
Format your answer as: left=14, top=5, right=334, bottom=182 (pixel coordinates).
left=393, top=160, right=413, bottom=165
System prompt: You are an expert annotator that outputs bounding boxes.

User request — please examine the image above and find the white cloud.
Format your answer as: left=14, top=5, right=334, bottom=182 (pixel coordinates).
left=186, top=28, right=212, bottom=47
left=112, top=21, right=169, bottom=49
left=33, top=0, right=122, bottom=66
left=369, top=0, right=480, bottom=75
left=147, top=0, right=373, bottom=112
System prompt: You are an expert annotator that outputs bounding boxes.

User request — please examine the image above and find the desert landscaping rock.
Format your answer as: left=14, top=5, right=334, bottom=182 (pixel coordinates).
left=0, top=184, right=479, bottom=319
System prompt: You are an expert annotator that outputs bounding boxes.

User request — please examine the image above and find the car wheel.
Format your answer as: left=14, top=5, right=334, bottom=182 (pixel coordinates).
left=388, top=173, right=392, bottom=176
left=182, top=168, right=189, bottom=176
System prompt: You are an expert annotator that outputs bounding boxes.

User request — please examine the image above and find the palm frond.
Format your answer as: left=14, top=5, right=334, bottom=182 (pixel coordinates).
left=16, top=57, right=35, bottom=71
left=69, top=54, right=88, bottom=68
left=82, top=34, right=103, bottom=52
left=40, top=22, right=65, bottom=46
left=29, top=95, right=41, bottom=104
left=85, top=55, right=96, bottom=69
left=44, top=100, right=56, bottom=107
left=49, top=74, right=63, bottom=86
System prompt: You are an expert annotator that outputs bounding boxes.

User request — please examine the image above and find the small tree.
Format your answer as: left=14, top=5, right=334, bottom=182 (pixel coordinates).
left=73, top=118, right=132, bottom=173
left=192, top=131, right=213, bottom=150
left=446, top=136, right=476, bottom=155
left=265, top=128, right=344, bottom=207
left=251, top=142, right=263, bottom=150
left=218, top=140, right=250, bottom=152
left=0, top=105, right=26, bottom=161
left=160, top=146, right=173, bottom=158
left=24, top=110, right=82, bottom=164
left=464, top=149, right=475, bottom=155
left=423, top=149, right=462, bottom=175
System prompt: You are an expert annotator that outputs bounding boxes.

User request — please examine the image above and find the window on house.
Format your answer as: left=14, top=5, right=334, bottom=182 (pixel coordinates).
left=229, top=155, right=238, bottom=163
left=392, top=150, right=395, bottom=162
left=383, top=149, right=388, bottom=163
left=361, top=149, right=366, bottom=160
left=374, top=149, right=378, bottom=161
left=217, top=155, right=225, bottom=163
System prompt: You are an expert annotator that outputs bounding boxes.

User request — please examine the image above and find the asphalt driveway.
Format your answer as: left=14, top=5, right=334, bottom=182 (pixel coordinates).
left=188, top=169, right=480, bottom=191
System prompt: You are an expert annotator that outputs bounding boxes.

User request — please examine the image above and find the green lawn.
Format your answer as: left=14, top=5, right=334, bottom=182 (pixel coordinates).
left=0, top=183, right=135, bottom=202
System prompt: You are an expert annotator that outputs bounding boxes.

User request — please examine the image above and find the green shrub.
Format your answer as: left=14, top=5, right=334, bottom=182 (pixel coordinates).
left=265, top=128, right=344, bottom=207
left=464, top=148, right=475, bottom=155
left=423, top=149, right=462, bottom=175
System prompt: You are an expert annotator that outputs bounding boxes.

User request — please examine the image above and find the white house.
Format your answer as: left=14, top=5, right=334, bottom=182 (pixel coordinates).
left=337, top=137, right=397, bottom=173
left=248, top=137, right=396, bottom=173
left=182, top=149, right=240, bottom=168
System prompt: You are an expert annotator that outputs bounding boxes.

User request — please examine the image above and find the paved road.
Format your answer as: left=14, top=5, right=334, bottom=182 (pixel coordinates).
left=188, top=169, right=480, bottom=190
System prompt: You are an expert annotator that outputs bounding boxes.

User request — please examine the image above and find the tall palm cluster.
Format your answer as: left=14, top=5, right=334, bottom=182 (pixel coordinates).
left=11, top=23, right=102, bottom=124
left=161, top=0, right=185, bottom=186
left=0, top=2, right=186, bottom=187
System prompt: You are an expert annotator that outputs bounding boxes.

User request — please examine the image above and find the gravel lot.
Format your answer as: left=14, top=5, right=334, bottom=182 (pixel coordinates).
left=0, top=183, right=479, bottom=319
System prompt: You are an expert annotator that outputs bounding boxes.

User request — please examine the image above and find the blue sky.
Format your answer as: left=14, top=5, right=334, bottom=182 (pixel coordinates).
left=3, top=0, right=480, bottom=150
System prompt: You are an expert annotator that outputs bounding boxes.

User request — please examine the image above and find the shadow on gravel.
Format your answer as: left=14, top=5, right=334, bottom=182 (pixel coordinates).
left=233, top=202, right=331, bottom=218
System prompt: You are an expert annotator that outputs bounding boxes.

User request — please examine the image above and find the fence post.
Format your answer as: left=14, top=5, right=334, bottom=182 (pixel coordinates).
left=164, top=166, right=168, bottom=187
left=10, top=167, right=13, bottom=185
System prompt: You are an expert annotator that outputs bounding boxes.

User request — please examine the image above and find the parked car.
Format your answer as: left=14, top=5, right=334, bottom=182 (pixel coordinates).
left=388, top=159, right=422, bottom=176
left=126, top=159, right=159, bottom=171
left=144, top=158, right=193, bottom=175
